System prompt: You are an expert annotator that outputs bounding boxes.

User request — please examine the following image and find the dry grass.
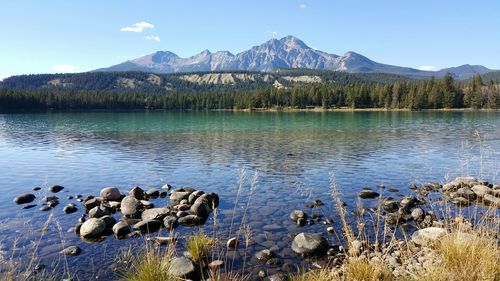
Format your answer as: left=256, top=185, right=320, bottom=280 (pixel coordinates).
left=433, top=231, right=500, bottom=281
left=187, top=233, right=215, bottom=263
left=289, top=267, right=339, bottom=281
left=344, top=258, right=394, bottom=281
left=120, top=246, right=176, bottom=281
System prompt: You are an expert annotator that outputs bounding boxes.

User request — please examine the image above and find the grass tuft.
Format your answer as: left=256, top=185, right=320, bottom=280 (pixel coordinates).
left=120, top=247, right=175, bottom=281
left=187, top=233, right=215, bottom=262
left=345, top=258, right=394, bottom=281
left=436, top=232, right=500, bottom=281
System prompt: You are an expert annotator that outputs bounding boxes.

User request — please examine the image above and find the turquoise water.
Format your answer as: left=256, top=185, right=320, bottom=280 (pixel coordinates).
left=0, top=111, right=498, bottom=278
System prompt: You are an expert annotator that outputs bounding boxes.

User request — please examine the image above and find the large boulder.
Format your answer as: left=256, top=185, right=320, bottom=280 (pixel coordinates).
left=167, top=257, right=196, bottom=279
left=178, top=215, right=203, bottom=226
left=472, top=185, right=491, bottom=198
left=483, top=194, right=500, bottom=206
left=190, top=202, right=210, bottom=218
left=291, top=233, right=328, bottom=256
left=129, top=186, right=146, bottom=200
left=14, top=193, right=36, bottom=204
left=163, top=216, right=179, bottom=230
left=411, top=227, right=447, bottom=247
left=193, top=193, right=219, bottom=210
left=121, top=196, right=143, bottom=218
left=84, top=197, right=102, bottom=211
left=133, top=219, right=163, bottom=233
left=141, top=207, right=171, bottom=221
left=80, top=218, right=106, bottom=238
left=100, top=187, right=121, bottom=201
left=170, top=190, right=191, bottom=205
left=112, top=221, right=131, bottom=237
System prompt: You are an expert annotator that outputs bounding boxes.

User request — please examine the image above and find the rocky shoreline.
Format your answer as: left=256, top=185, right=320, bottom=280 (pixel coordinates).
left=11, top=176, right=500, bottom=280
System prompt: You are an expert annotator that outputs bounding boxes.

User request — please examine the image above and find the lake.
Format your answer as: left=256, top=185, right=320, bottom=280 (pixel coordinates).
left=0, top=111, right=498, bottom=279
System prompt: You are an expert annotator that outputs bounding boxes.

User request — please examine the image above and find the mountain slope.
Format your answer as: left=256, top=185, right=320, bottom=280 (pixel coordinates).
left=95, top=36, right=494, bottom=79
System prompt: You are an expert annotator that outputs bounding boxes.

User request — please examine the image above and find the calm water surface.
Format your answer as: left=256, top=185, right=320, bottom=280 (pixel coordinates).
left=0, top=111, right=498, bottom=278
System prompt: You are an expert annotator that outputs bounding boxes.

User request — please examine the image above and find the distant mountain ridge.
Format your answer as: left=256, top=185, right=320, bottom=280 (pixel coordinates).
left=95, top=36, right=495, bottom=80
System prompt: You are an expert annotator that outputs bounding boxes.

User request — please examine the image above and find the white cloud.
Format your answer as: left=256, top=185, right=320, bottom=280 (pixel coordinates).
left=120, top=21, right=154, bottom=32
left=266, top=30, right=278, bottom=36
left=418, top=65, right=437, bottom=71
left=299, top=4, right=307, bottom=8
left=145, top=35, right=161, bottom=42
left=53, top=64, right=79, bottom=73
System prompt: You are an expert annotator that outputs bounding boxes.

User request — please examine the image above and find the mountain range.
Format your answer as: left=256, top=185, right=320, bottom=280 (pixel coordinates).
left=95, top=35, right=495, bottom=80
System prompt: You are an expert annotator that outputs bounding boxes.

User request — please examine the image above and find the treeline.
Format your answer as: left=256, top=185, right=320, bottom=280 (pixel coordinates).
left=0, top=74, right=498, bottom=111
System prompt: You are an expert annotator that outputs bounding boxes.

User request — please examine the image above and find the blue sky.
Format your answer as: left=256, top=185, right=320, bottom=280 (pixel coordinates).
left=1, top=0, right=499, bottom=79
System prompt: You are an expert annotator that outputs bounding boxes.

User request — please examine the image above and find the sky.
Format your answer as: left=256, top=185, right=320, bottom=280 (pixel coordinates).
left=1, top=0, right=500, bottom=79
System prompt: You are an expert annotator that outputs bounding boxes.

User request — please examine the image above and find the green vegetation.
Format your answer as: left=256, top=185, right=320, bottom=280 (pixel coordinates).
left=0, top=71, right=498, bottom=111
left=186, top=233, right=215, bottom=262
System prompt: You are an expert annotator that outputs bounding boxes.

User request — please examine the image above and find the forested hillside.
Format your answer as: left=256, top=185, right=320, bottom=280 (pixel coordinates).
left=0, top=71, right=498, bottom=111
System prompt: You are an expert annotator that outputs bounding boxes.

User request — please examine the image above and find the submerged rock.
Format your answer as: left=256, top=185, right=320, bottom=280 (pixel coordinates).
left=60, top=246, right=81, bottom=256
left=48, top=185, right=64, bottom=193
left=289, top=210, right=307, bottom=221
left=291, top=233, right=328, bottom=256
left=359, top=190, right=380, bottom=199
left=14, top=193, right=36, bottom=204
left=63, top=203, right=78, bottom=214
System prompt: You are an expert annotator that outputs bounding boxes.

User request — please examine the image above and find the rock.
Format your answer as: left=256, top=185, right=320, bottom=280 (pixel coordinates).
left=140, top=200, right=155, bottom=209
left=483, top=194, right=500, bottom=206
left=359, top=190, right=379, bottom=199
left=112, top=221, right=131, bottom=237
left=88, top=206, right=110, bottom=218
left=146, top=188, right=160, bottom=198
left=42, top=196, right=58, bottom=202
left=48, top=185, right=64, bottom=193
left=133, top=219, right=163, bottom=233
left=176, top=211, right=190, bottom=218
left=14, top=193, right=36, bottom=204
left=193, top=193, right=219, bottom=209
left=179, top=199, right=189, bottom=205
left=23, top=204, right=37, bottom=209
left=141, top=207, right=171, bottom=221
left=167, top=257, right=196, bottom=279
left=120, top=196, right=143, bottom=218
left=452, top=197, right=471, bottom=206
left=411, top=227, right=447, bottom=247
left=442, top=183, right=458, bottom=192
left=39, top=205, right=51, bottom=211
left=297, top=218, right=306, bottom=226
left=267, top=258, right=281, bottom=266
left=227, top=237, right=239, bottom=249
left=147, top=236, right=177, bottom=245
left=80, top=218, right=106, bottom=238
left=327, top=227, right=335, bottom=234
left=289, top=210, right=307, bottom=221
left=63, top=203, right=78, bottom=214
left=170, top=188, right=192, bottom=205
left=161, top=183, right=172, bottom=190
left=84, top=197, right=102, bottom=211
left=108, top=201, right=121, bottom=212
left=291, top=233, right=328, bottom=256
left=129, top=186, right=146, bottom=200
left=349, top=240, right=363, bottom=256
left=208, top=260, right=224, bottom=268
left=382, top=201, right=399, bottom=212
left=455, top=187, right=477, bottom=200
left=268, top=272, right=287, bottom=281
left=175, top=204, right=190, bottom=211
left=411, top=208, right=424, bottom=222
left=60, top=246, right=81, bottom=256
left=163, top=216, right=179, bottom=230
left=472, top=185, right=491, bottom=197
left=178, top=215, right=203, bottom=226
left=400, top=196, right=419, bottom=209
left=33, top=187, right=42, bottom=191
left=100, top=187, right=121, bottom=201
left=255, top=249, right=273, bottom=262
left=100, top=215, right=117, bottom=228
left=188, top=190, right=204, bottom=204
left=190, top=202, right=211, bottom=218
left=451, top=177, right=478, bottom=188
